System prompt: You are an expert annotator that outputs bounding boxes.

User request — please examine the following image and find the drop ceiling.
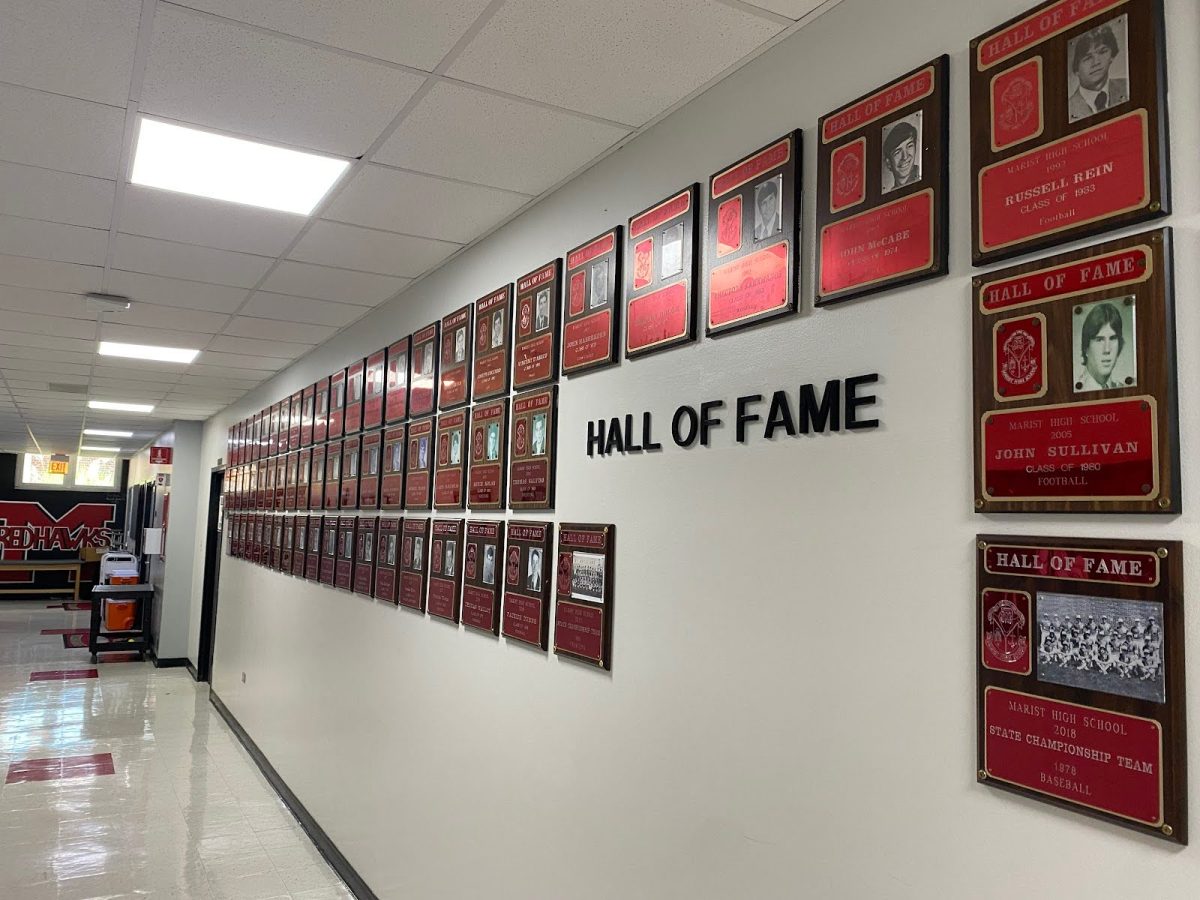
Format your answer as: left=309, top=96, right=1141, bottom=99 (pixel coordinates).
left=0, top=0, right=831, bottom=456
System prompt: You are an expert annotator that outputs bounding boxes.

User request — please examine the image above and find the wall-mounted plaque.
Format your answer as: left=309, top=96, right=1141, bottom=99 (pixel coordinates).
left=301, top=384, right=315, bottom=447
left=704, top=131, right=801, bottom=335
left=304, top=516, right=322, bottom=581
left=273, top=455, right=287, bottom=509
left=385, top=336, right=410, bottom=425
left=267, top=402, right=281, bottom=456
left=227, top=425, right=237, bottom=467
left=625, top=185, right=699, bottom=358
left=514, top=260, right=562, bottom=390
left=319, top=515, right=338, bottom=585
left=473, top=285, right=513, bottom=400
left=373, top=517, right=400, bottom=604
left=323, top=442, right=341, bottom=510
left=313, top=376, right=330, bottom=444
left=265, top=457, right=279, bottom=510
left=816, top=57, right=949, bottom=305
left=339, top=436, right=361, bottom=509
left=434, top=410, right=467, bottom=510
left=270, top=515, right=284, bottom=570
left=970, top=0, right=1169, bottom=265
left=335, top=515, right=357, bottom=591
left=468, top=399, right=508, bottom=510
left=440, top=304, right=473, bottom=410
left=364, top=349, right=386, bottom=431
left=354, top=515, right=377, bottom=598
left=282, top=515, right=296, bottom=573
left=344, top=358, right=365, bottom=434
left=328, top=367, right=347, bottom=440
left=288, top=390, right=303, bottom=451
left=428, top=518, right=464, bottom=623
left=380, top=425, right=406, bottom=510
left=255, top=460, right=267, bottom=510
left=229, top=513, right=240, bottom=557
left=976, top=534, right=1185, bottom=843
left=246, top=514, right=258, bottom=563
left=296, top=448, right=311, bottom=512
left=248, top=412, right=259, bottom=463
left=283, top=452, right=298, bottom=510
left=554, top=524, right=615, bottom=669
left=309, top=444, right=326, bottom=510
left=409, top=323, right=440, bottom=418
left=563, top=228, right=622, bottom=374
left=292, top=515, right=308, bottom=577
left=257, top=514, right=269, bottom=566
left=972, top=229, right=1178, bottom=513
left=509, top=387, right=557, bottom=510
left=463, top=520, right=504, bottom=635
left=359, top=430, right=382, bottom=510
left=400, top=517, right=431, bottom=612
left=502, top=521, right=553, bottom=649
left=405, top=417, right=435, bottom=511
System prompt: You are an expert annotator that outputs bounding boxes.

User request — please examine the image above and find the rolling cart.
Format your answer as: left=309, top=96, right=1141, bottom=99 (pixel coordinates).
left=89, top=584, right=154, bottom=662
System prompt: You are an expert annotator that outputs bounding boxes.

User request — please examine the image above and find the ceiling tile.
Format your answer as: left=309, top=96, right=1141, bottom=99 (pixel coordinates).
left=740, top=0, right=827, bottom=18
left=0, top=0, right=141, bottom=107
left=110, top=234, right=273, bottom=288
left=259, top=261, right=408, bottom=306
left=105, top=270, right=250, bottom=314
left=0, top=286, right=92, bottom=320
left=185, top=364, right=271, bottom=381
left=0, top=84, right=127, bottom=180
left=118, top=186, right=308, bottom=257
left=195, top=351, right=288, bottom=371
left=0, top=333, right=96, bottom=353
left=104, top=303, right=231, bottom=335
left=205, top=335, right=312, bottom=358
left=323, top=165, right=530, bottom=244
left=290, top=220, right=459, bottom=278
left=223, top=316, right=337, bottom=345
left=0, top=311, right=97, bottom=340
left=0, top=346, right=96, bottom=365
left=1, top=359, right=92, bottom=377
left=140, top=5, right=426, bottom=156
left=100, top=322, right=218, bottom=349
left=240, top=292, right=370, bottom=327
left=0, top=215, right=109, bottom=266
left=175, top=0, right=493, bottom=71
left=373, top=82, right=631, bottom=194
left=0, top=161, right=116, bottom=230
left=447, top=0, right=782, bottom=124
left=0, top=254, right=102, bottom=295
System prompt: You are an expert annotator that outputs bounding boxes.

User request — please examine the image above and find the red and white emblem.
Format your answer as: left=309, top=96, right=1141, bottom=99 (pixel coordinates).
left=999, top=77, right=1035, bottom=132
left=1001, top=328, right=1038, bottom=385
left=515, top=420, right=527, bottom=457
left=506, top=547, right=520, bottom=585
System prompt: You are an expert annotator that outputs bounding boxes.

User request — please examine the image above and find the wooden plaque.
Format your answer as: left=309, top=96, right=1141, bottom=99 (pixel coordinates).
left=359, top=429, right=382, bottom=511
left=704, top=131, right=801, bottom=336
left=322, top=441, right=341, bottom=511
left=409, top=322, right=440, bottom=418
left=319, top=514, right=338, bottom=585
left=258, top=458, right=271, bottom=510
left=339, top=436, right=361, bottom=510
left=563, top=227, right=622, bottom=374
left=428, top=518, right=465, bottom=623
left=385, top=336, right=411, bottom=424
left=399, top=517, right=431, bottom=612
left=816, top=57, right=949, bottom=305
left=473, top=284, right=513, bottom=400
left=514, top=260, right=562, bottom=390
left=328, top=368, right=347, bottom=440
left=304, top=515, right=322, bottom=581
left=373, top=517, right=401, bottom=604
left=554, top=523, right=615, bottom=669
left=288, top=389, right=303, bottom=450
left=267, top=402, right=281, bottom=456
left=405, top=417, right=435, bottom=511
left=281, top=515, right=295, bottom=573
left=354, top=515, right=377, bottom=597
left=976, top=534, right=1185, bottom=843
left=334, top=515, right=357, bottom=591
left=344, top=358, right=365, bottom=434
left=313, top=376, right=330, bottom=444
left=625, top=185, right=699, bottom=358
left=468, top=399, right=508, bottom=510
left=301, top=384, right=316, bottom=447
left=380, top=424, right=407, bottom=511
left=440, top=304, right=473, bottom=410
left=502, top=520, right=553, bottom=649
left=509, top=387, right=557, bottom=511
left=972, top=229, right=1178, bottom=513
left=283, top=452, right=298, bottom=510
left=463, top=520, right=504, bottom=635
left=292, top=515, right=308, bottom=577
left=364, top=349, right=387, bottom=431
left=295, top=448, right=311, bottom=512
left=969, top=0, right=1169, bottom=265
left=272, top=454, right=286, bottom=509
left=269, top=515, right=283, bottom=570
left=433, top=410, right=467, bottom=511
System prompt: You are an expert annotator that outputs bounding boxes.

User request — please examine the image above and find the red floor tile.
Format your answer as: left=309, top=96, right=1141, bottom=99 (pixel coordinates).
left=6, top=753, right=115, bottom=784
left=40, top=628, right=89, bottom=635
left=29, top=669, right=98, bottom=682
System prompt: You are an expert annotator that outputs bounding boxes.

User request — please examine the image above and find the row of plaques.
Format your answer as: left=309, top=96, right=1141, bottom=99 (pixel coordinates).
left=227, top=513, right=614, bottom=669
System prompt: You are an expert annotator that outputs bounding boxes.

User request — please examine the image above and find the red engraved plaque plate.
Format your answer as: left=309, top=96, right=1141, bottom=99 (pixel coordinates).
left=984, top=688, right=1163, bottom=826
left=385, top=337, right=410, bottom=424
left=992, top=313, right=1046, bottom=402
left=405, top=418, right=434, bottom=511
left=399, top=518, right=430, bottom=612
left=379, top=425, right=406, bottom=510
left=426, top=518, right=463, bottom=622
left=553, top=524, right=614, bottom=669
left=440, top=304, right=473, bottom=410
left=981, top=589, right=1032, bottom=675
left=990, top=57, right=1044, bottom=151
left=468, top=399, right=508, bottom=510
left=462, top=520, right=503, bottom=635
left=433, top=411, right=467, bottom=510
left=373, top=518, right=400, bottom=604
left=514, top=261, right=560, bottom=390
left=553, top=602, right=605, bottom=665
left=625, top=186, right=697, bottom=358
left=354, top=517, right=377, bottom=597
left=627, top=283, right=688, bottom=354
left=829, top=137, right=866, bottom=212
left=363, top=350, right=386, bottom=430
left=563, top=310, right=612, bottom=372
left=708, top=242, right=789, bottom=330
left=978, top=244, right=1151, bottom=314
left=981, top=397, right=1157, bottom=502
left=563, top=229, right=620, bottom=374
left=983, top=544, right=1160, bottom=587
left=509, top=387, right=556, bottom=510
left=473, top=285, right=512, bottom=400
left=409, top=323, right=439, bottom=418
left=818, top=190, right=935, bottom=296
left=502, top=521, right=552, bottom=648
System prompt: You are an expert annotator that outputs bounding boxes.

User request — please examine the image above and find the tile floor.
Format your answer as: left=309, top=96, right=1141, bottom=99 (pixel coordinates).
left=0, top=600, right=353, bottom=899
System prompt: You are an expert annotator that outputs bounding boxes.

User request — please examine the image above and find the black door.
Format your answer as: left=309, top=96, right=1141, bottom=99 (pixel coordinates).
left=196, top=468, right=225, bottom=682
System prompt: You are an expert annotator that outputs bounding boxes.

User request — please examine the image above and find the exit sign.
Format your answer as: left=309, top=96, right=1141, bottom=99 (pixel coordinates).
left=48, top=454, right=69, bottom=475
left=149, top=446, right=173, bottom=465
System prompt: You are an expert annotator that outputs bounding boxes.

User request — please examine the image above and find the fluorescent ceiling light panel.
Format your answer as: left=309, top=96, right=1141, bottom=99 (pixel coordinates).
left=131, top=118, right=350, bottom=215
left=80, top=446, right=121, bottom=453
left=83, top=429, right=134, bottom=438
left=89, top=401, right=155, bottom=413
left=99, top=341, right=200, bottom=364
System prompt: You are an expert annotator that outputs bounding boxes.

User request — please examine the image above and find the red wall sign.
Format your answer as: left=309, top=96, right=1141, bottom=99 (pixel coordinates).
left=149, top=446, right=173, bottom=465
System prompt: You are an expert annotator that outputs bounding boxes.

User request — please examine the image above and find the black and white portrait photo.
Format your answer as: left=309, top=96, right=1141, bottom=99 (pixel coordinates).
left=531, top=413, right=547, bottom=457
left=365, top=446, right=379, bottom=476
left=454, top=327, right=466, bottom=363
left=346, top=450, right=358, bottom=478
left=418, top=436, right=429, bottom=469
left=527, top=547, right=543, bottom=591
left=444, top=540, right=456, bottom=575
left=386, top=535, right=396, bottom=567
left=660, top=223, right=684, bottom=279
left=590, top=260, right=608, bottom=309
left=1067, top=16, right=1129, bottom=123
left=420, top=344, right=433, bottom=376
left=413, top=536, right=424, bottom=571
left=753, top=175, right=782, bottom=240
left=492, top=310, right=505, bottom=348
left=450, top=430, right=462, bottom=466
left=390, top=442, right=402, bottom=472
left=881, top=112, right=922, bottom=194
left=535, top=289, right=550, bottom=332
left=364, top=536, right=373, bottom=563
left=1073, top=296, right=1136, bottom=393
left=486, top=422, right=500, bottom=461
left=483, top=544, right=496, bottom=585
left=570, top=551, right=605, bottom=603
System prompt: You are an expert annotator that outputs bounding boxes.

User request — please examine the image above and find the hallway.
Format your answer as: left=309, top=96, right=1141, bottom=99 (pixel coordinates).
left=0, top=601, right=351, bottom=899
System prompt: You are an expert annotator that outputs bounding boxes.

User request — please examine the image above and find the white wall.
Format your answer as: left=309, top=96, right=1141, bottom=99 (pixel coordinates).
left=190, top=0, right=1200, bottom=895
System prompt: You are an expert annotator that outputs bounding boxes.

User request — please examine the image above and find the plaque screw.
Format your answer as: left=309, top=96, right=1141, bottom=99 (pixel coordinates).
left=1075, top=306, right=1083, bottom=314
left=1157, top=547, right=1169, bottom=558
left=977, top=769, right=988, bottom=781
left=1162, top=824, right=1174, bottom=837
left=1141, top=484, right=1151, bottom=493
left=1124, top=297, right=1134, bottom=306
left=1158, top=498, right=1171, bottom=509
left=986, top=486, right=995, bottom=495
left=977, top=541, right=988, bottom=550
left=1034, top=383, right=1041, bottom=392
left=1140, top=401, right=1149, bottom=412
left=1150, top=202, right=1161, bottom=212
left=975, top=499, right=985, bottom=510
left=999, top=387, right=1007, bottom=396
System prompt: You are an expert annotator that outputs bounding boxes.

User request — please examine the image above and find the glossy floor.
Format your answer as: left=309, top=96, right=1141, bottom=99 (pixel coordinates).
left=0, top=601, right=352, bottom=899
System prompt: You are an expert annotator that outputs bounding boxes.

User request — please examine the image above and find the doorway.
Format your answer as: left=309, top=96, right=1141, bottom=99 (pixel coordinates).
left=196, top=468, right=225, bottom=683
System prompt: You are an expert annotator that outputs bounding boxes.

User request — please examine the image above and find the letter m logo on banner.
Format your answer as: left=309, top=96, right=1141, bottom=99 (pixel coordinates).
left=0, top=502, right=118, bottom=584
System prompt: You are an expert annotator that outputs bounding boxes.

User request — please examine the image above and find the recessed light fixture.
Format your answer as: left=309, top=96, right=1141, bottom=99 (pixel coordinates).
left=80, top=446, right=121, bottom=454
left=83, top=429, right=134, bottom=438
left=131, top=117, right=350, bottom=215
left=99, top=341, right=200, bottom=364
left=89, top=401, right=155, bottom=413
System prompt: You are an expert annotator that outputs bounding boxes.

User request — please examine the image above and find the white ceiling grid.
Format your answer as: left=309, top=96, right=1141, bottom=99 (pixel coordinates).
left=0, top=0, right=835, bottom=455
